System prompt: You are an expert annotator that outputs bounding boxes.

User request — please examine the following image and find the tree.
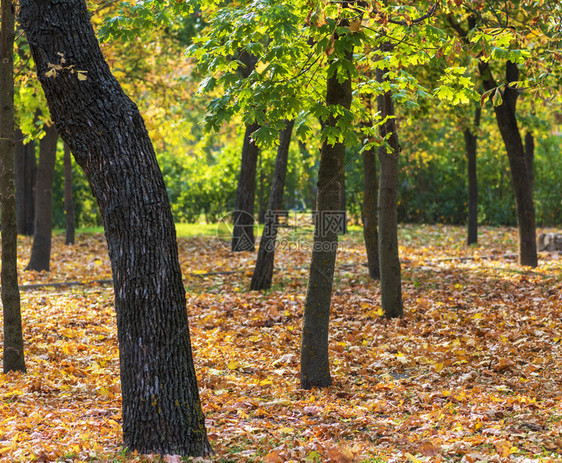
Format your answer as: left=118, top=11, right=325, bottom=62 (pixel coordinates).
left=26, top=122, right=57, bottom=271
left=14, top=130, right=36, bottom=236
left=20, top=0, right=211, bottom=456
left=464, top=105, right=481, bottom=245
left=1, top=0, right=26, bottom=373
left=63, top=142, right=75, bottom=245
left=250, top=119, right=294, bottom=291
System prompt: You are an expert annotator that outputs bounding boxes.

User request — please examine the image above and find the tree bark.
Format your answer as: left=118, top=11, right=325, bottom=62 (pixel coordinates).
left=20, top=0, right=211, bottom=456
left=26, top=123, right=57, bottom=271
left=64, top=142, right=75, bottom=245
left=250, top=119, right=294, bottom=291
left=232, top=51, right=260, bottom=252
left=478, top=60, right=537, bottom=267
left=301, top=46, right=352, bottom=389
left=231, top=121, right=259, bottom=251
left=464, top=106, right=481, bottom=245
left=377, top=65, right=403, bottom=319
left=14, top=129, right=36, bottom=236
left=362, top=143, right=380, bottom=280
left=1, top=0, right=26, bottom=372
left=524, top=131, right=534, bottom=193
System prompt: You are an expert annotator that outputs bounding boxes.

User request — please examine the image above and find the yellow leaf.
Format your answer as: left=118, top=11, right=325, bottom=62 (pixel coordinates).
left=227, top=361, right=239, bottom=370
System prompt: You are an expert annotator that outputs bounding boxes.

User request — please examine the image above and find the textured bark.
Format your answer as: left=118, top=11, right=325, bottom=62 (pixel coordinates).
left=1, top=0, right=26, bottom=372
left=478, top=61, right=537, bottom=267
left=232, top=51, right=260, bottom=252
left=14, top=130, right=36, bottom=236
left=464, top=106, right=481, bottom=245
left=64, top=143, right=75, bottom=245
left=362, top=143, right=380, bottom=280
left=26, top=123, right=57, bottom=271
left=20, top=0, right=211, bottom=456
left=250, top=119, right=294, bottom=291
left=231, top=121, right=259, bottom=252
left=377, top=65, right=403, bottom=319
left=301, top=47, right=352, bottom=389
left=524, top=131, right=534, bottom=193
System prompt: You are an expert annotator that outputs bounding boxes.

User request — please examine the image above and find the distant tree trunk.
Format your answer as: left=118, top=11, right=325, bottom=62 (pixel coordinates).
left=21, top=0, right=211, bottom=456
left=524, top=131, right=534, bottom=193
left=377, top=64, right=403, bottom=319
left=478, top=60, right=537, bottom=267
left=26, top=123, right=57, bottom=272
left=64, top=142, right=75, bottom=245
left=464, top=106, right=481, bottom=245
left=362, top=143, right=380, bottom=280
left=14, top=130, right=36, bottom=236
left=250, top=119, right=294, bottom=291
left=301, top=44, right=352, bottom=389
left=1, top=0, right=26, bottom=372
left=298, top=140, right=316, bottom=209
left=232, top=51, right=259, bottom=252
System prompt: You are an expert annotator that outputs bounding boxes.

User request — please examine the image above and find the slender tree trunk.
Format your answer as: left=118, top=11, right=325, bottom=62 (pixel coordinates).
left=250, top=119, right=294, bottom=291
left=14, top=130, right=36, bottom=236
left=377, top=65, right=403, bottom=319
left=301, top=45, right=352, bottom=389
left=524, top=131, right=534, bottom=193
left=1, top=0, right=26, bottom=372
left=20, top=0, right=211, bottom=456
left=232, top=51, right=259, bottom=252
left=258, top=152, right=265, bottom=224
left=26, top=123, right=57, bottom=271
left=231, top=121, right=259, bottom=251
left=362, top=143, right=380, bottom=280
left=298, top=140, right=316, bottom=209
left=478, top=60, right=537, bottom=267
left=464, top=106, right=481, bottom=245
left=64, top=142, right=75, bottom=244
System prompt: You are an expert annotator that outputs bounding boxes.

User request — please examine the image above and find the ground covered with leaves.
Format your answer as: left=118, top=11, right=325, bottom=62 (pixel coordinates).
left=0, top=224, right=561, bottom=462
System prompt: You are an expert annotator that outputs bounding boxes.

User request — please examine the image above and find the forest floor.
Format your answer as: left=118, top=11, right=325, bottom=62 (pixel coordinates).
left=0, top=224, right=561, bottom=462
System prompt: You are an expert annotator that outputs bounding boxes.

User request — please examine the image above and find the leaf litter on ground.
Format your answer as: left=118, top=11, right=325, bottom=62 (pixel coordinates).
left=0, top=224, right=561, bottom=462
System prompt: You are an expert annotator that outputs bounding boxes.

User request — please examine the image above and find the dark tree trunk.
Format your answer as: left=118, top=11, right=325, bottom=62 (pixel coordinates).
left=20, top=0, right=211, bottom=456
left=341, top=167, right=347, bottom=234
left=1, top=0, right=26, bottom=372
left=231, top=121, right=259, bottom=252
left=26, top=123, right=57, bottom=272
left=298, top=140, right=316, bottom=209
left=464, top=106, right=481, bottom=245
left=377, top=65, right=403, bottom=319
left=14, top=130, right=36, bottom=236
left=232, top=51, right=260, bottom=252
left=301, top=46, right=352, bottom=390
left=250, top=119, right=294, bottom=291
left=524, top=131, right=534, bottom=193
left=478, top=60, right=537, bottom=267
left=362, top=143, right=380, bottom=280
left=258, top=152, right=265, bottom=224
left=64, top=142, right=75, bottom=245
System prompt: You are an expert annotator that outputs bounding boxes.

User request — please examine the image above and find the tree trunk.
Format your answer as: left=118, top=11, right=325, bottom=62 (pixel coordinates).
left=362, top=143, right=380, bottom=280
left=231, top=121, right=259, bottom=251
left=524, top=131, right=534, bottom=193
left=15, top=130, right=36, bottom=236
left=478, top=60, right=537, bottom=267
left=20, top=0, right=211, bottom=456
left=341, top=167, right=347, bottom=234
left=64, top=142, right=75, bottom=245
left=258, top=152, right=265, bottom=224
left=232, top=51, right=260, bottom=252
left=26, top=123, right=57, bottom=272
left=1, top=0, right=26, bottom=372
left=377, top=65, right=403, bottom=319
left=464, top=106, right=481, bottom=245
left=301, top=46, right=352, bottom=390
left=250, top=119, right=294, bottom=291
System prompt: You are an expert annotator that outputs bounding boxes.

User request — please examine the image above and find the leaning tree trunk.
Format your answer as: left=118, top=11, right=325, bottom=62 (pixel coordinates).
left=464, top=105, right=481, bottom=245
left=232, top=51, right=260, bottom=252
left=14, top=129, right=36, bottom=236
left=64, top=142, right=75, bottom=245
left=478, top=60, right=537, bottom=267
left=250, top=119, right=294, bottom=291
left=20, top=0, right=211, bottom=456
left=26, top=123, right=57, bottom=271
left=1, top=0, right=26, bottom=373
left=301, top=45, right=352, bottom=389
left=362, top=141, right=380, bottom=280
left=377, top=65, right=403, bottom=319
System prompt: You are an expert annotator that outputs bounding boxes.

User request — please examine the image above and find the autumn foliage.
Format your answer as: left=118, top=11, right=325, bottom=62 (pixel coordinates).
left=0, top=224, right=561, bottom=462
